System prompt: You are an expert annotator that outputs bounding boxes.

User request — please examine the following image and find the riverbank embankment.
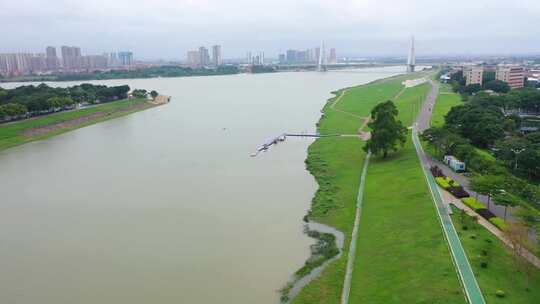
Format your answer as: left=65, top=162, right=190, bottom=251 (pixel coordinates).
left=0, top=97, right=168, bottom=152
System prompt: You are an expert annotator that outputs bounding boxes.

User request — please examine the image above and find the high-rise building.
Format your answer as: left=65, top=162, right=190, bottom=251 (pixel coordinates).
left=315, top=47, right=321, bottom=64
left=407, top=35, right=415, bottom=73
left=286, top=50, right=297, bottom=63
left=45, top=46, right=58, bottom=71
left=81, top=55, right=108, bottom=70
left=212, top=45, right=222, bottom=66
left=118, top=51, right=134, bottom=66
left=496, top=65, right=524, bottom=89
left=29, top=54, right=46, bottom=72
left=0, top=54, right=19, bottom=76
left=104, top=52, right=119, bottom=67
left=278, top=54, right=286, bottom=64
left=198, top=47, right=210, bottom=66
left=187, top=50, right=200, bottom=66
left=61, top=46, right=82, bottom=70
left=464, top=66, right=484, bottom=86
left=328, top=48, right=337, bottom=64
left=246, top=51, right=252, bottom=64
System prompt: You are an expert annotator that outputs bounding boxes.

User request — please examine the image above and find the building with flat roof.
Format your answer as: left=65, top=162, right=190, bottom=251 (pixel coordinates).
left=61, top=46, right=81, bottom=70
left=464, top=66, right=483, bottom=86
left=212, top=45, right=222, bottom=66
left=45, top=46, right=58, bottom=71
left=496, top=65, right=524, bottom=89
left=198, top=47, right=210, bottom=66
left=118, top=51, right=133, bottom=66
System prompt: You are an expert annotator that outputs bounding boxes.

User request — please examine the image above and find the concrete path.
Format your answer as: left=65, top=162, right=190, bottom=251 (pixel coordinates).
left=414, top=80, right=486, bottom=304
left=340, top=152, right=370, bottom=304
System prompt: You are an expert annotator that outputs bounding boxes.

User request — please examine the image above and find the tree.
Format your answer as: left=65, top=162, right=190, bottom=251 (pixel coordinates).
left=469, top=175, right=505, bottom=209
left=150, top=90, right=158, bottom=99
left=504, top=221, right=537, bottom=290
left=132, top=89, right=148, bottom=99
left=492, top=191, right=521, bottom=220
left=464, top=84, right=482, bottom=94
left=363, top=100, right=407, bottom=158
left=483, top=80, right=510, bottom=93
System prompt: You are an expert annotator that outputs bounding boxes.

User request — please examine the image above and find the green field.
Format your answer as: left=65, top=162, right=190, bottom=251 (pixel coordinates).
left=292, top=72, right=465, bottom=303
left=450, top=206, right=540, bottom=303
left=350, top=139, right=464, bottom=303
left=0, top=98, right=151, bottom=151
left=432, top=84, right=463, bottom=127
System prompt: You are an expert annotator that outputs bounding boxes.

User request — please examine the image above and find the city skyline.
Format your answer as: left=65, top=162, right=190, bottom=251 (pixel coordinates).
left=2, top=0, right=540, bottom=60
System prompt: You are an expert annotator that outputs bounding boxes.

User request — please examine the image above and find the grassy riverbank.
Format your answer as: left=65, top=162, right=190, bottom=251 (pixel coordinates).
left=292, top=72, right=465, bottom=303
left=0, top=98, right=155, bottom=151
left=450, top=206, right=540, bottom=303
left=431, top=83, right=463, bottom=127
left=350, top=139, right=464, bottom=303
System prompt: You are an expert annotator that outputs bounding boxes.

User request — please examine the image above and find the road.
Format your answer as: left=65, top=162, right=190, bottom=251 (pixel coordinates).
left=413, top=80, right=486, bottom=304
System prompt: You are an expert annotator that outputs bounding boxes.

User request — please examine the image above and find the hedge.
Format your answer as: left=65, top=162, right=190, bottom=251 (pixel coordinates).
left=462, top=197, right=486, bottom=211
left=489, top=217, right=508, bottom=231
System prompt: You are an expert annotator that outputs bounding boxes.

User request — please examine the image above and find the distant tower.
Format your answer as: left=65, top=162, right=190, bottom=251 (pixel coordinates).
left=318, top=40, right=327, bottom=72
left=407, top=35, right=415, bottom=73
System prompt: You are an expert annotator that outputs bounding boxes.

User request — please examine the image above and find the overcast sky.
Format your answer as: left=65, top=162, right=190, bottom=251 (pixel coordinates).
left=1, top=0, right=539, bottom=60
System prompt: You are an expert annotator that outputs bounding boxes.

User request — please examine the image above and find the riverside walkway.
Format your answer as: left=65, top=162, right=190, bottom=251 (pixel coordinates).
left=413, top=80, right=486, bottom=304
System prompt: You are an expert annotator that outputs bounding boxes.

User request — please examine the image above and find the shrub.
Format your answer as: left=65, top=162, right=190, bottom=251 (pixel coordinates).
left=480, top=261, right=488, bottom=268
left=489, top=217, right=508, bottom=231
left=477, top=208, right=496, bottom=220
left=436, top=177, right=451, bottom=189
left=496, top=290, right=505, bottom=298
left=462, top=197, right=485, bottom=211
left=430, top=166, right=445, bottom=177
left=448, top=186, right=470, bottom=198
left=435, top=176, right=460, bottom=190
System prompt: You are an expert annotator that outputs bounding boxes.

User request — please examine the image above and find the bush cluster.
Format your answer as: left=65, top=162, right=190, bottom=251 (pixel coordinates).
left=462, top=197, right=486, bottom=211
left=489, top=217, right=508, bottom=231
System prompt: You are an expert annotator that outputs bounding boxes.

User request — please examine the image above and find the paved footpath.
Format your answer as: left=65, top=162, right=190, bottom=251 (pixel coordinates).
left=414, top=80, right=486, bottom=304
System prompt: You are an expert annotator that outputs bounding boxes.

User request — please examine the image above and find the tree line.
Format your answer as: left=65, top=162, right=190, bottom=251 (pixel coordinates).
left=0, top=83, right=130, bottom=122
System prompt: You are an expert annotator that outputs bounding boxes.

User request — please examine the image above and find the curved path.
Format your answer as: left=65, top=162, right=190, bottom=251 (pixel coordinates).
left=413, top=80, right=486, bottom=304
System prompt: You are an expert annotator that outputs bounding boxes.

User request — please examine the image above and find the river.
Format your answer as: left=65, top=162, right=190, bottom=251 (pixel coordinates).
left=0, top=66, right=405, bottom=304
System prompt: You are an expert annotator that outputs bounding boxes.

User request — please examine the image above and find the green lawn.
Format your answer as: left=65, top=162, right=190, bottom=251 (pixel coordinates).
left=292, top=72, right=465, bottom=303
left=432, top=84, right=462, bottom=127
left=348, top=81, right=465, bottom=303
left=0, top=98, right=151, bottom=151
left=350, top=139, right=464, bottom=303
left=450, top=206, right=540, bottom=303
left=293, top=75, right=416, bottom=303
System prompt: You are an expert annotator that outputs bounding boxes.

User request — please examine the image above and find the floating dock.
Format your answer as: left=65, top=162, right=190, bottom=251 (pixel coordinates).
left=250, top=132, right=340, bottom=157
